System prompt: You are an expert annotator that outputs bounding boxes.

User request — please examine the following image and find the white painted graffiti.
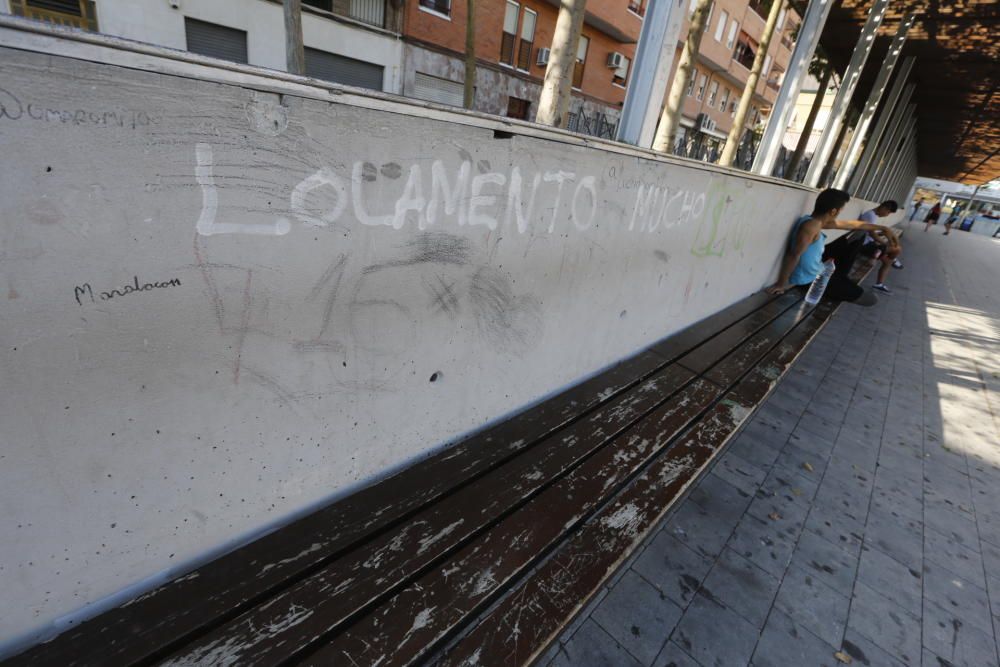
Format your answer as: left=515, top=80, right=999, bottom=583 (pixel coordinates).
left=193, top=143, right=703, bottom=238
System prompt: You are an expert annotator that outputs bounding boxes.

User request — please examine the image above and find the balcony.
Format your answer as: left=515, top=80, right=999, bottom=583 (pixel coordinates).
left=9, top=0, right=98, bottom=31
left=304, top=0, right=388, bottom=30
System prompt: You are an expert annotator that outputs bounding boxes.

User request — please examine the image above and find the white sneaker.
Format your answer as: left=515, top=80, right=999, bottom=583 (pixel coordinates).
left=873, top=284, right=892, bottom=294
left=892, top=259, right=903, bottom=269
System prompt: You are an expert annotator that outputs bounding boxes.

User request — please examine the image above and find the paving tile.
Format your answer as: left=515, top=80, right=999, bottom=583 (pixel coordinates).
left=666, top=499, right=739, bottom=561
left=856, top=544, right=923, bottom=617
left=925, top=526, right=987, bottom=590
left=773, top=564, right=852, bottom=647
left=865, top=508, right=924, bottom=572
left=848, top=581, right=922, bottom=666
left=751, top=609, right=839, bottom=667
left=924, top=504, right=983, bottom=560
left=552, top=618, right=644, bottom=667
left=923, top=598, right=1000, bottom=667
left=804, top=504, right=865, bottom=557
left=671, top=593, right=759, bottom=667
left=726, top=427, right=784, bottom=469
left=633, top=531, right=713, bottom=610
left=840, top=628, right=908, bottom=667
left=922, top=560, right=994, bottom=636
left=651, top=641, right=701, bottom=667
left=710, top=450, right=768, bottom=498
left=727, top=512, right=798, bottom=578
left=592, top=571, right=682, bottom=665
left=699, top=547, right=780, bottom=629
left=790, top=528, right=860, bottom=593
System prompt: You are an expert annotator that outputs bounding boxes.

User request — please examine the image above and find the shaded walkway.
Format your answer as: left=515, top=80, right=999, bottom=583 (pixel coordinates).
left=542, top=222, right=1000, bottom=667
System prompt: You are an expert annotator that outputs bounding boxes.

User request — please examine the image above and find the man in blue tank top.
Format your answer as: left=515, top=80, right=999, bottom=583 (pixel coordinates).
left=766, top=189, right=900, bottom=304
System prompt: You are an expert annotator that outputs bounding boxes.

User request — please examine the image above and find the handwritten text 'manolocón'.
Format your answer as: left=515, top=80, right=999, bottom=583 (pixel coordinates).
left=74, top=276, right=182, bottom=306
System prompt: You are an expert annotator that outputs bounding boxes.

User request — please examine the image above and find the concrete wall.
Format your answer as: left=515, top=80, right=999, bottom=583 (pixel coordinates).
left=90, top=0, right=403, bottom=93
left=0, top=19, right=884, bottom=655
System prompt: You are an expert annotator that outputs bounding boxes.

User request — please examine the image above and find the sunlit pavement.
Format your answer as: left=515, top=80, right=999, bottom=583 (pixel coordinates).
left=541, top=221, right=1000, bottom=667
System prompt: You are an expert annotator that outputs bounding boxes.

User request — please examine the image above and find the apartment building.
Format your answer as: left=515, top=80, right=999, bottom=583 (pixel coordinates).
left=401, top=0, right=642, bottom=137
left=3, top=0, right=797, bottom=151
left=3, top=0, right=405, bottom=93
left=667, top=0, right=800, bottom=160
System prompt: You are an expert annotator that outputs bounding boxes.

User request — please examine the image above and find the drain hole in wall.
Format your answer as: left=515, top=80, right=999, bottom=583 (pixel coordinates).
left=493, top=130, right=514, bottom=140
left=620, top=310, right=628, bottom=319
left=429, top=371, right=442, bottom=383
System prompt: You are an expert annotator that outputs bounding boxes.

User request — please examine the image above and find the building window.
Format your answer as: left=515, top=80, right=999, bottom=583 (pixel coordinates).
left=305, top=47, right=384, bottom=90
left=763, top=54, right=772, bottom=78
left=507, top=96, right=531, bottom=119
left=768, top=65, right=785, bottom=90
left=612, top=54, right=631, bottom=87
left=573, top=35, right=589, bottom=89
left=714, top=10, right=729, bottom=41
left=686, top=72, right=697, bottom=96
left=730, top=99, right=737, bottom=116
left=12, top=0, right=98, bottom=30
left=517, top=9, right=537, bottom=71
left=185, top=18, right=248, bottom=64
left=776, top=7, right=786, bottom=31
left=628, top=0, right=647, bottom=17
left=725, top=19, right=739, bottom=49
left=412, top=72, right=465, bottom=106
left=707, top=80, right=719, bottom=107
left=747, top=0, right=773, bottom=19
left=696, top=73, right=707, bottom=100
left=719, top=87, right=730, bottom=111
left=733, top=31, right=757, bottom=70
left=782, top=21, right=798, bottom=49
left=419, top=0, right=451, bottom=18
left=500, top=1, right=519, bottom=66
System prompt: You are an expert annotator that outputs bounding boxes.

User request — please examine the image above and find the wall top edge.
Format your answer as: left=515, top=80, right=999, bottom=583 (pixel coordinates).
left=0, top=14, right=820, bottom=195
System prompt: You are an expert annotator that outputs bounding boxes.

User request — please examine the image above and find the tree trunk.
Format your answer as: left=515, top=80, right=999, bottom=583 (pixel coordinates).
left=284, top=0, right=305, bottom=76
left=784, top=64, right=832, bottom=179
left=719, top=0, right=785, bottom=166
left=818, top=107, right=856, bottom=186
left=463, top=0, right=476, bottom=109
left=651, top=0, right=713, bottom=153
left=535, top=0, right=588, bottom=127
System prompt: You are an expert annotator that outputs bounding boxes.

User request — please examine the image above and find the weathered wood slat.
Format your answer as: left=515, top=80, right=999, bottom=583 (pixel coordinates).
left=296, top=380, right=724, bottom=667
left=157, top=366, right=696, bottom=666
left=704, top=300, right=816, bottom=387
left=433, top=306, right=835, bottom=667
left=674, top=291, right=803, bottom=375
left=649, top=291, right=780, bottom=362
left=7, top=351, right=671, bottom=667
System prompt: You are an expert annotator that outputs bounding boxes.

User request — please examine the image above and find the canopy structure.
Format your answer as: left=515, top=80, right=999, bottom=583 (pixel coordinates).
left=820, top=0, right=999, bottom=185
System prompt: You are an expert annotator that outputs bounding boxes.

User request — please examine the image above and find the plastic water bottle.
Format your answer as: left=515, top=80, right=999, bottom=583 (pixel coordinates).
left=805, top=259, right=835, bottom=305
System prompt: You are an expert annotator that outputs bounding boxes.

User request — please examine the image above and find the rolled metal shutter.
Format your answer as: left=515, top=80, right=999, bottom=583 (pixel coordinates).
left=304, top=48, right=384, bottom=91
left=411, top=72, right=464, bottom=107
left=184, top=18, right=248, bottom=64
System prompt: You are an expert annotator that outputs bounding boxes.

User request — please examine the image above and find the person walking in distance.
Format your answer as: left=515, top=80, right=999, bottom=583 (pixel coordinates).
left=859, top=200, right=903, bottom=294
left=943, top=204, right=962, bottom=235
left=767, top=189, right=900, bottom=306
left=924, top=202, right=942, bottom=232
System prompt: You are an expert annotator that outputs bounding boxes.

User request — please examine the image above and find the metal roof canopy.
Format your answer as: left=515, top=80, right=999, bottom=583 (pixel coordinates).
left=819, top=0, right=998, bottom=185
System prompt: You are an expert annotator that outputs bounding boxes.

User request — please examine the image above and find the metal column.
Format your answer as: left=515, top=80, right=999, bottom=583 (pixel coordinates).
left=751, top=0, right=836, bottom=176
left=834, top=14, right=915, bottom=190
left=858, top=85, right=915, bottom=197
left=872, top=119, right=916, bottom=201
left=803, top=0, right=889, bottom=187
left=616, top=0, right=686, bottom=147
left=860, top=97, right=914, bottom=198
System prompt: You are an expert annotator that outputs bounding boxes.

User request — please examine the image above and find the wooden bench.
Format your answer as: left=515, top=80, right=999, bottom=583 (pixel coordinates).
left=5, top=263, right=873, bottom=667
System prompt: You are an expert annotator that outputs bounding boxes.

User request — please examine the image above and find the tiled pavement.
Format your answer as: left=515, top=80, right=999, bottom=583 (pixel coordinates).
left=542, top=222, right=1000, bottom=667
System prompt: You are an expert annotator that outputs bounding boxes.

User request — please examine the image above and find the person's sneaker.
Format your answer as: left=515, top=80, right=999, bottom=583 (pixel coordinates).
left=873, top=283, right=892, bottom=293
left=892, top=259, right=904, bottom=269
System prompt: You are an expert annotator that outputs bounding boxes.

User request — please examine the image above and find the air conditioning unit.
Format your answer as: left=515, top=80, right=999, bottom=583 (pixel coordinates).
left=696, top=112, right=717, bottom=133
left=606, top=52, right=625, bottom=69
left=536, top=48, right=551, bottom=66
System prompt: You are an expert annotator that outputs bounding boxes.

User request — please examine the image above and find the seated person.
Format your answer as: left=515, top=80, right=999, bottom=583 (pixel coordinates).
left=859, top=200, right=903, bottom=294
left=766, top=188, right=900, bottom=306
